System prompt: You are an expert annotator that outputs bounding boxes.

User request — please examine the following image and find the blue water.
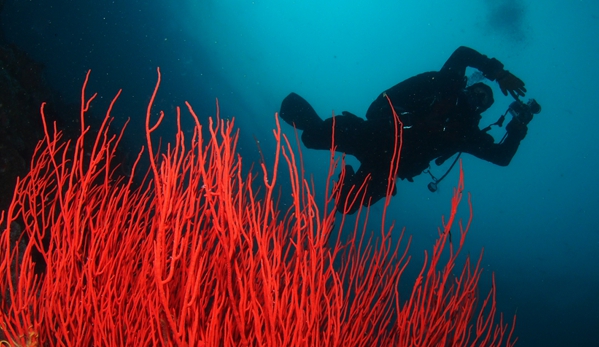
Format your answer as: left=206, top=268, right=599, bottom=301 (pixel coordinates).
left=2, top=0, right=598, bottom=345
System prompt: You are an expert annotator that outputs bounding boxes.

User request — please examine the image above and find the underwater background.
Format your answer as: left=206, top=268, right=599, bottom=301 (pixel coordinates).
left=0, top=0, right=597, bottom=346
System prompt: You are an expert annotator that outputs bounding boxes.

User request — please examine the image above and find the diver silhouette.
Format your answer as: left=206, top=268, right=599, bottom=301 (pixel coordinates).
left=280, top=46, right=540, bottom=214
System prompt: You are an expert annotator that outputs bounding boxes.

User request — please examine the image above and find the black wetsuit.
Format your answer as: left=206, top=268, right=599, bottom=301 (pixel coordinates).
left=284, top=46, right=528, bottom=213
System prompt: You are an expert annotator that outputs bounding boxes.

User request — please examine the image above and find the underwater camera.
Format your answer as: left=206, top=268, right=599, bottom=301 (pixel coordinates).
left=508, top=98, right=541, bottom=125
left=426, top=98, right=542, bottom=194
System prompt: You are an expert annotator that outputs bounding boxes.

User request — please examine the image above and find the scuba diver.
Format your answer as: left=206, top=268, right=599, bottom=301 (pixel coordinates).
left=279, top=46, right=541, bottom=214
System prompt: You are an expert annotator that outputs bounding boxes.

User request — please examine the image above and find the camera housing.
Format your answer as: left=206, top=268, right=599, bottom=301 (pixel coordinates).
left=508, top=99, right=541, bottom=125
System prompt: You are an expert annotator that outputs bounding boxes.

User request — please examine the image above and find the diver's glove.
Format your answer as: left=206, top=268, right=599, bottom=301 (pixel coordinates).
left=496, top=70, right=527, bottom=100
left=506, top=118, right=528, bottom=140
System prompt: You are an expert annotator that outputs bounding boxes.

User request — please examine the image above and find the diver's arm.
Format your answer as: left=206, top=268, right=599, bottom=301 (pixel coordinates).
left=442, top=46, right=526, bottom=99
left=440, top=46, right=506, bottom=80
left=462, top=120, right=528, bottom=166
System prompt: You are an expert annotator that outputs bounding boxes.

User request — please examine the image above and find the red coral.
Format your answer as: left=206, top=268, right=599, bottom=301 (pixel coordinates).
left=0, top=69, right=516, bottom=346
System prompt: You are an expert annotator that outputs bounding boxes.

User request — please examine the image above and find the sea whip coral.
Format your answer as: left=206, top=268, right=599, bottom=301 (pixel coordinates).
left=0, top=68, right=515, bottom=346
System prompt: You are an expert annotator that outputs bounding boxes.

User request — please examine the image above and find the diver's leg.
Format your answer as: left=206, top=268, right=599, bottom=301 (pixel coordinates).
left=336, top=164, right=368, bottom=215
left=280, top=93, right=323, bottom=131
left=280, top=93, right=370, bottom=155
left=302, top=112, right=366, bottom=154
left=336, top=164, right=396, bottom=214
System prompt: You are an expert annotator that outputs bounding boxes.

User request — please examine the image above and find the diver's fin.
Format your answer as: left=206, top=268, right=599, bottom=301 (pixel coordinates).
left=280, top=93, right=323, bottom=131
